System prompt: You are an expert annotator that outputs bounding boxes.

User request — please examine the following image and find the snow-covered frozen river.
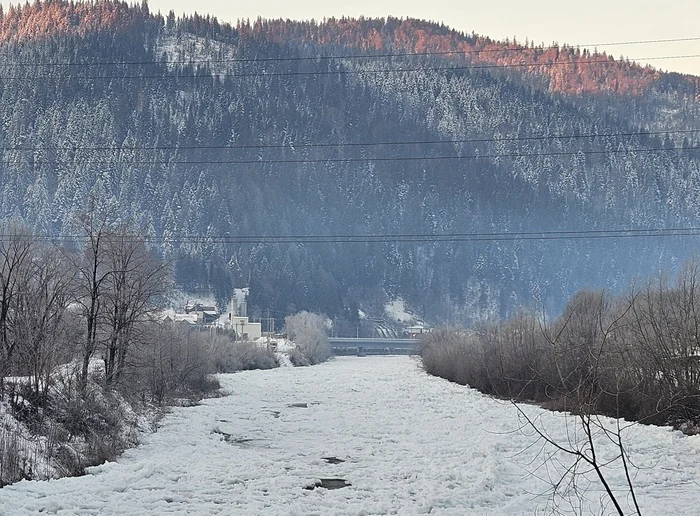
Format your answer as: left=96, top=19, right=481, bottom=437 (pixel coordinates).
left=2, top=356, right=700, bottom=515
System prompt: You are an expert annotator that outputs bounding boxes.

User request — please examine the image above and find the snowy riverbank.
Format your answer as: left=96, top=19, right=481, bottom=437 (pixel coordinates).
left=2, top=356, right=699, bottom=515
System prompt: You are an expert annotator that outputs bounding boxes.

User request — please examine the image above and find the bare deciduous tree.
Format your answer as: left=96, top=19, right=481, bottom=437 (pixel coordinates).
left=14, top=245, right=77, bottom=398
left=0, top=222, right=35, bottom=393
left=102, top=230, right=171, bottom=386
left=70, top=213, right=113, bottom=392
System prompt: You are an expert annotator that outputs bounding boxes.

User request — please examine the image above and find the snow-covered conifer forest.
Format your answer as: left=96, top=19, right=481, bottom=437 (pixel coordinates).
left=0, top=1, right=698, bottom=323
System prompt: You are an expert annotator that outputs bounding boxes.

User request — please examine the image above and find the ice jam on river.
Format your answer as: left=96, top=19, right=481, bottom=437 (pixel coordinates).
left=2, top=356, right=699, bottom=515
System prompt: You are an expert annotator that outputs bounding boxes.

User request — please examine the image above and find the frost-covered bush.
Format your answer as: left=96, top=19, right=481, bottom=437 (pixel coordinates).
left=285, top=312, right=331, bottom=366
left=287, top=348, right=310, bottom=367
left=51, top=385, right=119, bottom=440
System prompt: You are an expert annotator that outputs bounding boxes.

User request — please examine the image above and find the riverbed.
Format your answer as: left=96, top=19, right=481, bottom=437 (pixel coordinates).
left=2, top=356, right=699, bottom=515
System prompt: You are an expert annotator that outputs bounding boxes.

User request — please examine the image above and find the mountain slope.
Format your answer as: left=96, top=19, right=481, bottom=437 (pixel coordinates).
left=0, top=1, right=699, bottom=325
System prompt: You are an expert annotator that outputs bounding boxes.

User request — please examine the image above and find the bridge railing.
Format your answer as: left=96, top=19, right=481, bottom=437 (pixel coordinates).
left=329, top=338, right=419, bottom=356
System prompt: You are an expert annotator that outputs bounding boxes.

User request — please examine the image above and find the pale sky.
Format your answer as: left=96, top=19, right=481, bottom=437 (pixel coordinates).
left=145, top=0, right=700, bottom=76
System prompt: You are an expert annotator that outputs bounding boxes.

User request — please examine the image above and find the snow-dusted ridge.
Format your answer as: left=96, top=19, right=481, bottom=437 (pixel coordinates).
left=1, top=357, right=698, bottom=514
left=156, top=31, right=238, bottom=80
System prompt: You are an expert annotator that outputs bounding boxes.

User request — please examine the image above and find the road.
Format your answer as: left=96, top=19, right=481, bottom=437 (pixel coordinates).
left=2, top=357, right=699, bottom=515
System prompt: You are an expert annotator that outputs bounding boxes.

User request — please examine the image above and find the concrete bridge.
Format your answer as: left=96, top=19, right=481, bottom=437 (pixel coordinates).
left=329, top=337, right=419, bottom=356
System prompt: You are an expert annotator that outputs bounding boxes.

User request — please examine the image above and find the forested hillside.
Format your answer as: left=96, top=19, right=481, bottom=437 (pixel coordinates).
left=0, top=0, right=699, bottom=324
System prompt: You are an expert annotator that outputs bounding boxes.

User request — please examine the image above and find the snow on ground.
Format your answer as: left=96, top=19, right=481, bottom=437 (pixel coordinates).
left=2, top=357, right=699, bottom=515
left=384, top=299, right=415, bottom=324
left=1, top=401, right=61, bottom=481
left=254, top=337, right=295, bottom=353
left=160, top=308, right=198, bottom=324
left=156, top=32, right=237, bottom=79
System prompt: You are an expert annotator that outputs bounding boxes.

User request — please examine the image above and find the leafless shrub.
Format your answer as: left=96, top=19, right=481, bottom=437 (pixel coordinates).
left=419, top=328, right=479, bottom=386
left=209, top=336, right=278, bottom=372
left=421, top=264, right=700, bottom=513
left=622, top=261, right=700, bottom=425
left=52, top=443, right=83, bottom=477
left=124, top=321, right=219, bottom=404
left=48, top=380, right=136, bottom=473
left=0, top=425, right=30, bottom=486
left=420, top=315, right=550, bottom=402
left=425, top=274, right=700, bottom=427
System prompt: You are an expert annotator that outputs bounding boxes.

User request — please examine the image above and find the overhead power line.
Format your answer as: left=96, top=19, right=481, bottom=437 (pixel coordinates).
left=152, top=227, right=700, bottom=243
left=6, top=227, right=700, bottom=244
left=4, top=36, right=700, bottom=67
left=575, top=36, right=700, bottom=47
left=3, top=129, right=697, bottom=153
left=2, top=54, right=699, bottom=80
left=7, top=145, right=697, bottom=165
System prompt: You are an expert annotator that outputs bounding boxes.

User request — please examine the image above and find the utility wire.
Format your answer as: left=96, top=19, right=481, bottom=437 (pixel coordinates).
left=2, top=54, right=698, bottom=80
left=4, top=36, right=700, bottom=67
left=7, top=145, right=697, bottom=165
left=151, top=227, right=700, bottom=243
left=2, top=129, right=697, bottom=152
left=6, top=227, right=700, bottom=244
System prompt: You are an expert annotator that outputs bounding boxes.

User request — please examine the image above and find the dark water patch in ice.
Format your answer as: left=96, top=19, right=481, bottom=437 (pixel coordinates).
left=304, top=478, right=351, bottom=490
left=212, top=429, right=269, bottom=447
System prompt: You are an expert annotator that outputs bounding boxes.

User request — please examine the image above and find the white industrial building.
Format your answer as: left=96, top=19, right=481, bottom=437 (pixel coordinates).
left=219, top=288, right=262, bottom=340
